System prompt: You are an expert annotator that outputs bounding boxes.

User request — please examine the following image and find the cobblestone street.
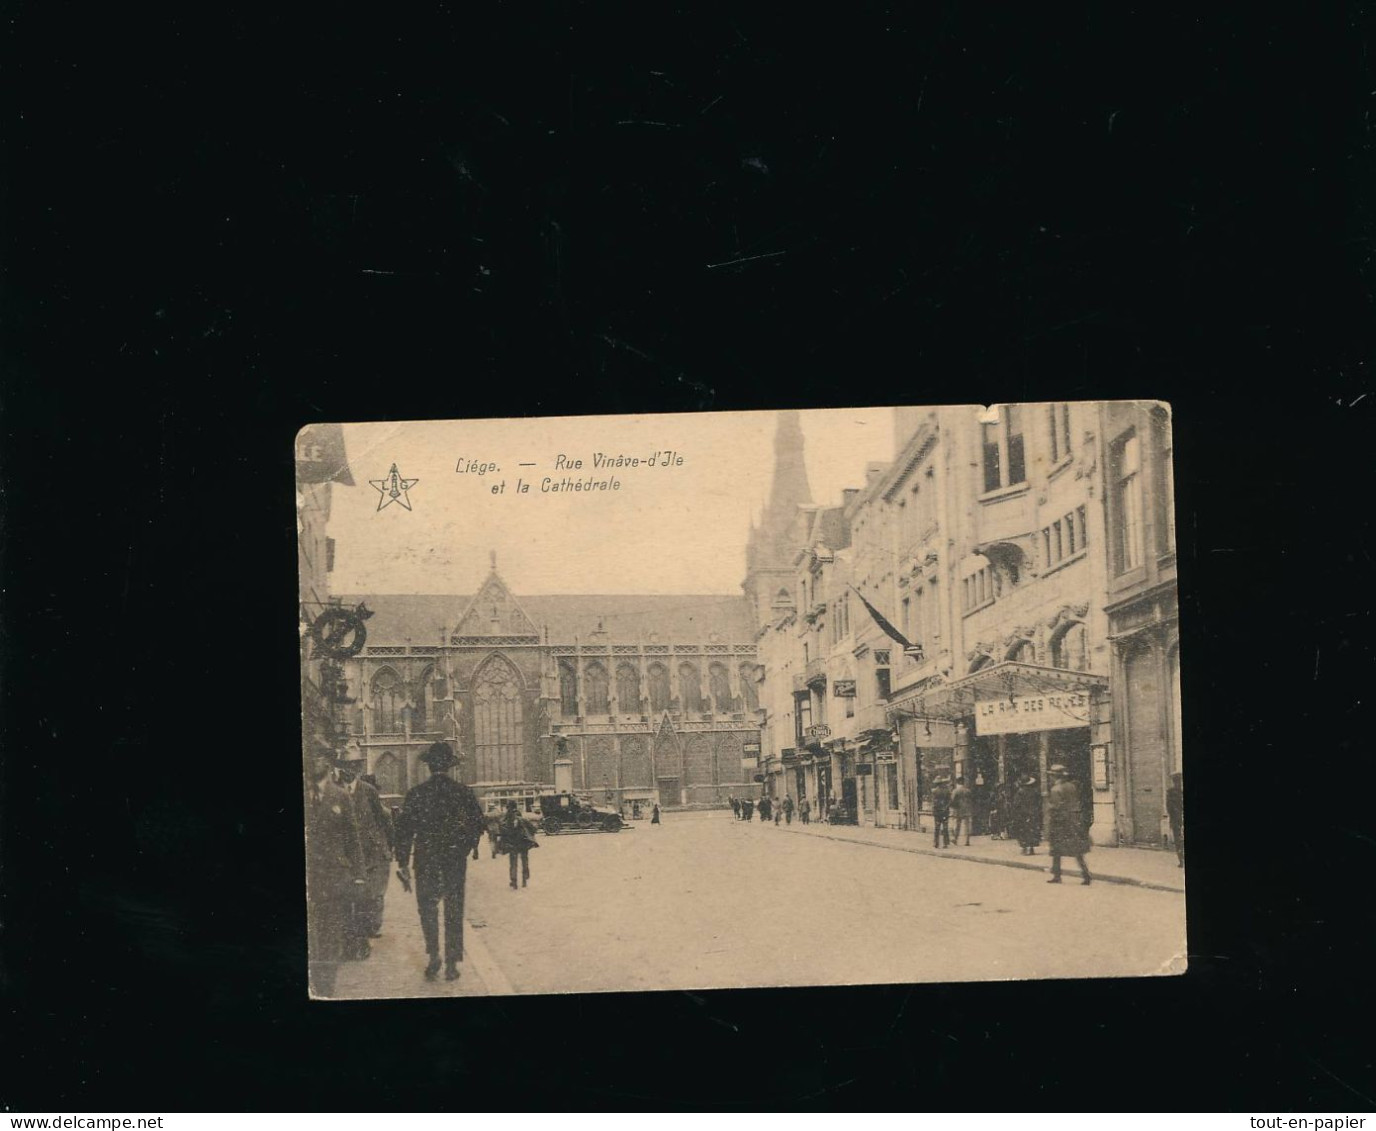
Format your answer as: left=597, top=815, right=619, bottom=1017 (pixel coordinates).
left=335, top=809, right=1187, bottom=998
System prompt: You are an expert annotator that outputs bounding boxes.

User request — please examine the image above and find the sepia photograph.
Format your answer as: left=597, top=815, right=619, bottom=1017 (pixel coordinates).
left=298, top=403, right=1186, bottom=1000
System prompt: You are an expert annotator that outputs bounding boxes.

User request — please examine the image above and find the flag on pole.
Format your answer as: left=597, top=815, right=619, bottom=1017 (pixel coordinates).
left=850, top=585, right=925, bottom=659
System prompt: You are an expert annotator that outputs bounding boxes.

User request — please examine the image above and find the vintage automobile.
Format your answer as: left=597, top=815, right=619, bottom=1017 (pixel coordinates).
left=537, top=792, right=625, bottom=834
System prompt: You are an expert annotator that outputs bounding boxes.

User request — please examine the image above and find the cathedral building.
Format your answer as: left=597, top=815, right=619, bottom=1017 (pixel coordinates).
left=336, top=559, right=761, bottom=813
left=332, top=410, right=820, bottom=815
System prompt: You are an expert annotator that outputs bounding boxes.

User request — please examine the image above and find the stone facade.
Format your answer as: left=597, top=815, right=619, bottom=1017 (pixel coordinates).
left=335, top=570, right=759, bottom=811
left=752, top=402, right=1179, bottom=850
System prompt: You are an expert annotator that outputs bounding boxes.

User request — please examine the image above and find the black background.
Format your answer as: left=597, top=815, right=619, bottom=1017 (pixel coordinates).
left=3, top=0, right=1374, bottom=1112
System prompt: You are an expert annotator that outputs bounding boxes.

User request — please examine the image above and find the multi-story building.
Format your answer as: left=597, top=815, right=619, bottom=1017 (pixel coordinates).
left=751, top=401, right=1178, bottom=851
left=790, top=504, right=852, bottom=821
left=885, top=401, right=1115, bottom=844
left=1101, top=402, right=1180, bottom=846
left=296, top=423, right=355, bottom=762
left=743, top=412, right=817, bottom=810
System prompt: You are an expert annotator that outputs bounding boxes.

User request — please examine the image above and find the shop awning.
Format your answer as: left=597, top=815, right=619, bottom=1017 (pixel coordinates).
left=888, top=661, right=1107, bottom=723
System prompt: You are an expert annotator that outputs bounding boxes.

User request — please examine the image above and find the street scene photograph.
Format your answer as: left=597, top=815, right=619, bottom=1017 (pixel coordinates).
left=297, top=403, right=1186, bottom=999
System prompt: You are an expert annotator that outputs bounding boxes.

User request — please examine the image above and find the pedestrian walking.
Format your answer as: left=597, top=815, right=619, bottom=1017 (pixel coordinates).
left=651, top=802, right=661, bottom=824
left=782, top=796, right=794, bottom=825
left=773, top=802, right=782, bottom=825
left=730, top=796, right=741, bottom=820
left=799, top=797, right=810, bottom=825
left=1045, top=764, right=1093, bottom=885
left=486, top=813, right=502, bottom=858
left=348, top=770, right=394, bottom=943
left=741, top=797, right=754, bottom=821
left=1165, top=772, right=1184, bottom=867
left=497, top=800, right=539, bottom=889
left=394, top=742, right=487, bottom=982
left=931, top=776, right=952, bottom=848
left=988, top=778, right=1009, bottom=840
left=1011, top=775, right=1043, bottom=854
left=951, top=776, right=974, bottom=846
left=305, top=749, right=365, bottom=996
left=758, top=795, right=772, bottom=822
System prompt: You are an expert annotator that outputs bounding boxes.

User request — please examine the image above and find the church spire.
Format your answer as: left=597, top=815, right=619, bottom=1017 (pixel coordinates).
left=764, top=410, right=813, bottom=527
left=743, top=411, right=814, bottom=623
left=747, top=410, right=812, bottom=572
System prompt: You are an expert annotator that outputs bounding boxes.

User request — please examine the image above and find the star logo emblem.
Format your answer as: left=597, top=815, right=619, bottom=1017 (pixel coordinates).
left=369, top=463, right=419, bottom=512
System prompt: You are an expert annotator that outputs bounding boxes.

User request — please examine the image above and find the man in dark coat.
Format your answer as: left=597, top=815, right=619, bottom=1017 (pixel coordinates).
left=741, top=797, right=754, bottom=821
left=989, top=779, right=1011, bottom=840
left=348, top=771, right=394, bottom=942
left=394, top=742, right=487, bottom=981
left=930, top=777, right=952, bottom=848
left=951, top=775, right=973, bottom=846
left=758, top=795, right=772, bottom=822
left=305, top=751, right=364, bottom=996
left=1165, top=771, right=1184, bottom=867
left=1045, top=764, right=1093, bottom=884
left=497, top=800, right=539, bottom=888
left=782, top=796, right=794, bottom=825
left=1011, top=775, right=1044, bottom=855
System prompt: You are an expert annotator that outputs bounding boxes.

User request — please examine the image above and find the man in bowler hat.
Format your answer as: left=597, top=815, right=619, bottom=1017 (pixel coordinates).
left=930, top=775, right=953, bottom=848
left=394, top=742, right=487, bottom=981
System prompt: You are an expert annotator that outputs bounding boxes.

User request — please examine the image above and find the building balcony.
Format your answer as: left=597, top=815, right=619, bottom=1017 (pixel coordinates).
left=973, top=486, right=1034, bottom=546
left=805, top=656, right=828, bottom=687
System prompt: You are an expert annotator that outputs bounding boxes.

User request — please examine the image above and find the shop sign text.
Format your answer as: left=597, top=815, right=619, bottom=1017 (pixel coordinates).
left=975, top=690, right=1090, bottom=735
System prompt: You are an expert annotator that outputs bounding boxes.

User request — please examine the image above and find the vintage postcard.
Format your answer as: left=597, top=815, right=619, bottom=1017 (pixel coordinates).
left=297, top=403, right=1186, bottom=999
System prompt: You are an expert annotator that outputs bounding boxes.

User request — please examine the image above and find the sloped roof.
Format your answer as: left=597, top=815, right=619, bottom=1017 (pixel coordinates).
left=812, top=507, right=851, bottom=553
left=335, top=592, right=755, bottom=646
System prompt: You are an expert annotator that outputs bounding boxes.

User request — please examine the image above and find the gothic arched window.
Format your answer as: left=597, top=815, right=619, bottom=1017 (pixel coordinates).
left=414, top=666, right=434, bottom=731
left=647, top=663, right=671, bottom=713
left=709, top=663, right=732, bottom=712
left=473, top=655, right=525, bottom=782
left=371, top=668, right=403, bottom=732
left=559, top=660, right=578, bottom=717
left=678, top=662, right=702, bottom=712
left=616, top=664, right=640, bottom=713
left=584, top=662, right=610, bottom=715
left=1051, top=623, right=1089, bottom=672
left=739, top=664, right=759, bottom=712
